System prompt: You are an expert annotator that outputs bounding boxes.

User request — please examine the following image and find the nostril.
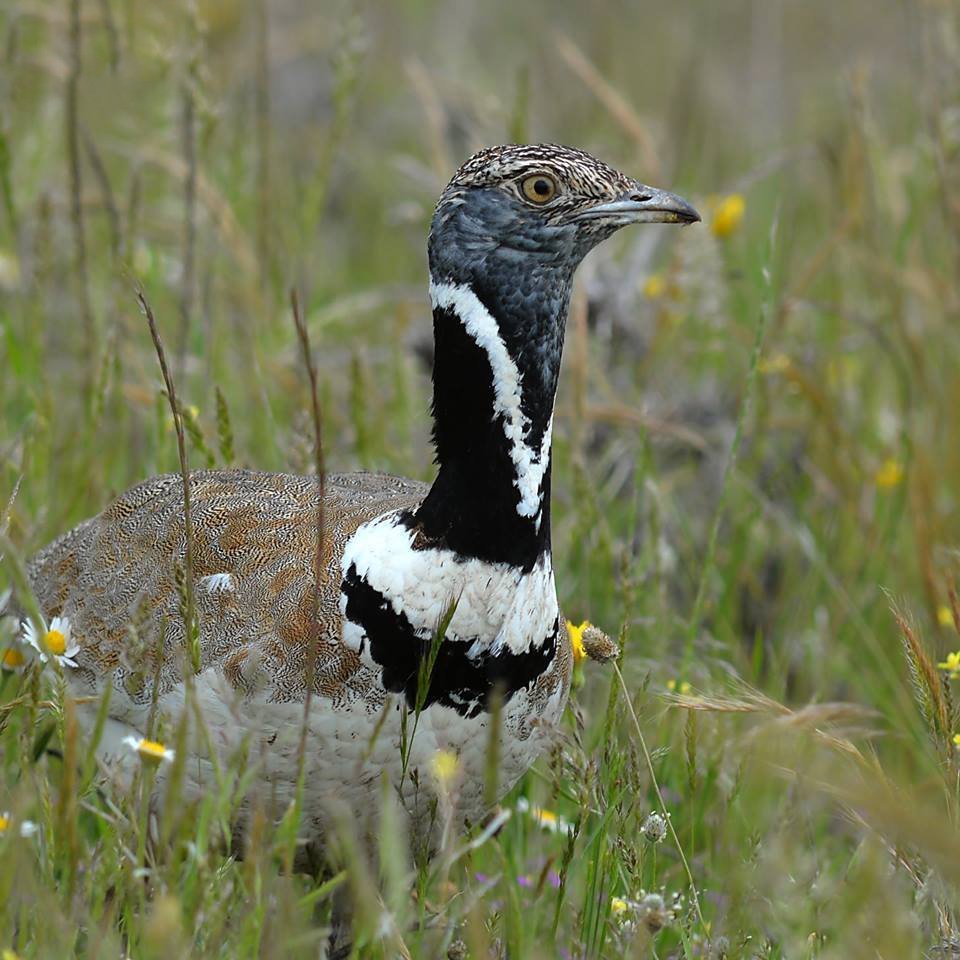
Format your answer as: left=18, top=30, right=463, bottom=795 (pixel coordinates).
left=630, top=192, right=653, bottom=203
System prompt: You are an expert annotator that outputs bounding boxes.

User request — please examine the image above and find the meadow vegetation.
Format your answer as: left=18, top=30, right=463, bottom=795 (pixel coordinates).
left=1, top=1, right=960, bottom=956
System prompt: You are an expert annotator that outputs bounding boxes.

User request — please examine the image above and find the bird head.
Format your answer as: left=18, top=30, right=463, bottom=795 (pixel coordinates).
left=426, top=143, right=699, bottom=438
left=428, top=143, right=700, bottom=281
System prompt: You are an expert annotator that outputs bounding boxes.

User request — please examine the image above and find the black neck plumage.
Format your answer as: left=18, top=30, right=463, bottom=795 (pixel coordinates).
left=413, top=272, right=569, bottom=571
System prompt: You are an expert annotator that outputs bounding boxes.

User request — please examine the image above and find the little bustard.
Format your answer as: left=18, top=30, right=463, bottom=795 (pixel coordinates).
left=23, top=144, right=699, bottom=844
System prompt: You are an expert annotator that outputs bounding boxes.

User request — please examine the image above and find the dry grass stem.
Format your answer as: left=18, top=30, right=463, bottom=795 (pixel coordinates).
left=290, top=288, right=327, bottom=794
left=137, top=288, right=199, bottom=673
left=552, top=33, right=660, bottom=178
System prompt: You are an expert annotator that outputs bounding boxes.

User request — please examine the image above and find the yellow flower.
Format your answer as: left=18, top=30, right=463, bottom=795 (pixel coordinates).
left=938, top=605, right=954, bottom=628
left=566, top=620, right=589, bottom=665
left=666, top=679, right=691, bottom=694
left=611, top=896, right=629, bottom=916
left=954, top=733, right=960, bottom=750
left=430, top=748, right=460, bottom=788
left=643, top=273, right=667, bottom=299
left=2, top=949, right=22, bottom=960
left=938, top=651, right=960, bottom=680
left=711, top=194, right=745, bottom=237
left=874, top=459, right=904, bottom=489
left=123, top=736, right=175, bottom=765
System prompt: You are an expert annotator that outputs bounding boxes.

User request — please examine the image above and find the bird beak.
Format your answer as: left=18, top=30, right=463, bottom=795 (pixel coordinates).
left=575, top=185, right=701, bottom=226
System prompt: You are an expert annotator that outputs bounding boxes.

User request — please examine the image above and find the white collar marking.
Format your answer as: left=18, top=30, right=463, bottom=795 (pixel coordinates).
left=340, top=511, right=558, bottom=658
left=429, top=278, right=552, bottom=528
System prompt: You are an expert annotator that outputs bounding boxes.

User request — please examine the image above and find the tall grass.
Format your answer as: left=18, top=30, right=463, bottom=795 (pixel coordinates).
left=1, top=1, right=960, bottom=956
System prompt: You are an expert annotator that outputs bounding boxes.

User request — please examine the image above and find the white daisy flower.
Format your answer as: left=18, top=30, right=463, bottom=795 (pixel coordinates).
left=0, top=643, right=30, bottom=673
left=515, top=796, right=573, bottom=836
left=0, top=811, right=39, bottom=838
left=123, top=735, right=175, bottom=765
left=21, top=615, right=79, bottom=669
left=0, top=592, right=27, bottom=672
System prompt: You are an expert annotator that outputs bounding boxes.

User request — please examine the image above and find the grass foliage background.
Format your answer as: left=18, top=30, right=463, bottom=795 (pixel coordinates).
left=2, top=0, right=960, bottom=956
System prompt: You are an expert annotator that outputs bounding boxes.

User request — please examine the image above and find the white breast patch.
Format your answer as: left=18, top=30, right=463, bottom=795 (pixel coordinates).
left=339, top=510, right=558, bottom=659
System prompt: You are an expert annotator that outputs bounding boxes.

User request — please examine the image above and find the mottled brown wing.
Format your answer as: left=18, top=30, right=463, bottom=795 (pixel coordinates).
left=26, top=469, right=428, bottom=706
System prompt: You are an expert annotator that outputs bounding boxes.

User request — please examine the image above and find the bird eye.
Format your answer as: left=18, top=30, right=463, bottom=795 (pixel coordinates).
left=520, top=174, right=557, bottom=205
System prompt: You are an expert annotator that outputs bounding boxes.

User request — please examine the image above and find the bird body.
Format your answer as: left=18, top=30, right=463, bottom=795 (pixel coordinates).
left=23, top=144, right=699, bottom=845
left=28, top=468, right=569, bottom=834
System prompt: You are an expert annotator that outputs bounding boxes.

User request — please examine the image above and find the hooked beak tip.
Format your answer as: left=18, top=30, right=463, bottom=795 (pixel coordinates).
left=629, top=187, right=701, bottom=225
left=576, top=186, right=701, bottom=226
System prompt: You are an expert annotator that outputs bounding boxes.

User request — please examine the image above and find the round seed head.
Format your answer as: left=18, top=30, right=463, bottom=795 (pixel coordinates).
left=641, top=811, right=668, bottom=844
left=581, top=624, right=619, bottom=663
left=637, top=892, right=671, bottom=933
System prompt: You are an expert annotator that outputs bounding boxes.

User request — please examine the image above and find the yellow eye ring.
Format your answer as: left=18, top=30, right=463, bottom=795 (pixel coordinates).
left=520, top=174, right=557, bottom=204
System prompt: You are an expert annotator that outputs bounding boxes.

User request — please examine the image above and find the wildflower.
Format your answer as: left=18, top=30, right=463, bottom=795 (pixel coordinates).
left=641, top=811, right=668, bottom=844
left=643, top=273, right=667, bottom=299
left=953, top=733, right=960, bottom=750
left=2, top=949, right=22, bottom=960
left=21, top=615, right=79, bottom=669
left=637, top=892, right=674, bottom=933
left=938, top=652, right=960, bottom=680
left=938, top=605, right=955, bottom=628
left=123, top=736, right=175, bottom=765
left=0, top=812, right=38, bottom=838
left=1, top=646, right=28, bottom=672
left=529, top=808, right=569, bottom=835
left=711, top=194, right=745, bottom=238
left=430, top=748, right=460, bottom=788
left=515, top=797, right=573, bottom=836
left=566, top=620, right=588, bottom=665
left=666, top=679, right=692, bottom=694
left=874, top=459, right=904, bottom=489
left=611, top=896, right=630, bottom=917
